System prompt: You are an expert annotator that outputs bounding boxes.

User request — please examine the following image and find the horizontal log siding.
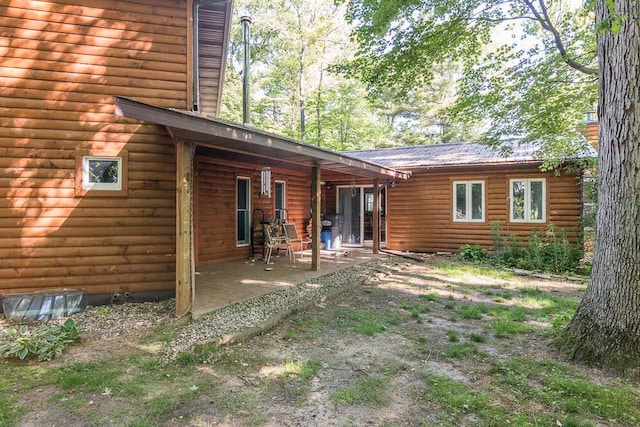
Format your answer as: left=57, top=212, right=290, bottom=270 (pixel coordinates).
left=195, top=157, right=312, bottom=266
left=386, top=167, right=583, bottom=253
left=0, top=0, right=189, bottom=295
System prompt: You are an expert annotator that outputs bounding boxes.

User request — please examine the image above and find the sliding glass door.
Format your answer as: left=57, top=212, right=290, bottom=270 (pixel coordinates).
left=338, top=186, right=386, bottom=246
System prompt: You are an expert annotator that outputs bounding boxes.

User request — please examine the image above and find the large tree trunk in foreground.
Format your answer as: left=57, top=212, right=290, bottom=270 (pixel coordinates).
left=565, top=0, right=640, bottom=368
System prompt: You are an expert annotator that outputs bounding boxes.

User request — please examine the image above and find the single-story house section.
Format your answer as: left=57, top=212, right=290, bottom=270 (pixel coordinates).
left=338, top=142, right=594, bottom=253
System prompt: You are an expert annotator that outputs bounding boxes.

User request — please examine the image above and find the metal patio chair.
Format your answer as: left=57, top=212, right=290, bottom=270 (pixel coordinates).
left=283, top=223, right=312, bottom=259
left=264, top=223, right=293, bottom=264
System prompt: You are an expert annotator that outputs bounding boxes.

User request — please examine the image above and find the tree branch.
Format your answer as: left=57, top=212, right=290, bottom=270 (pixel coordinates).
left=523, top=0, right=597, bottom=75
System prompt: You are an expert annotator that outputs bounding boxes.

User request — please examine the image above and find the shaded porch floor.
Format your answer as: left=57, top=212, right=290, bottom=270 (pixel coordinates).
left=193, top=246, right=385, bottom=318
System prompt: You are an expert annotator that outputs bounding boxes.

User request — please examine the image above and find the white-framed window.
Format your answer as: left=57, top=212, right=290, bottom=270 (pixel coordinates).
left=274, top=181, right=286, bottom=220
left=237, top=177, right=251, bottom=246
left=365, top=192, right=374, bottom=213
left=75, top=150, right=128, bottom=197
left=453, top=181, right=485, bottom=222
left=510, top=178, right=546, bottom=222
left=82, top=156, right=122, bottom=191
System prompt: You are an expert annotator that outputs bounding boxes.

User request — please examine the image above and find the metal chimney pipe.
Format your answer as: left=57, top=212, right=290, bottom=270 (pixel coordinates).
left=241, top=15, right=252, bottom=126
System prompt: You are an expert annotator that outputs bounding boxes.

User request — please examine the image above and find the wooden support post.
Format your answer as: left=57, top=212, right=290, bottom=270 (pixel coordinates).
left=176, top=140, right=195, bottom=317
left=311, top=166, right=321, bottom=271
left=373, top=178, right=380, bottom=254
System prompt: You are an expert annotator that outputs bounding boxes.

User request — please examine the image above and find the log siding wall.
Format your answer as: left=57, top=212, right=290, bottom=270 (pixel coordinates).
left=0, top=0, right=191, bottom=296
left=385, top=165, right=583, bottom=253
left=195, top=156, right=312, bottom=266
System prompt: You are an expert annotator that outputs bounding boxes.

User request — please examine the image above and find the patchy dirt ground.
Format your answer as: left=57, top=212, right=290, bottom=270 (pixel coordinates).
left=3, top=257, right=639, bottom=427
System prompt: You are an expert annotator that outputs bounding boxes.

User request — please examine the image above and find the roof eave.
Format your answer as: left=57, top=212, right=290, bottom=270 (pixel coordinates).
left=114, top=96, right=410, bottom=181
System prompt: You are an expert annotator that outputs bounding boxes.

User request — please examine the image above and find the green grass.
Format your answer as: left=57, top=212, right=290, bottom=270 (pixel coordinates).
left=399, top=301, right=431, bottom=319
left=467, top=332, right=486, bottom=343
left=0, top=258, right=626, bottom=427
left=141, top=321, right=177, bottom=344
left=334, top=307, right=404, bottom=336
left=491, top=318, right=537, bottom=338
left=457, top=304, right=489, bottom=320
left=281, top=359, right=322, bottom=380
left=330, top=376, right=389, bottom=406
left=53, top=362, right=122, bottom=393
left=422, top=373, right=509, bottom=424
left=490, top=358, right=640, bottom=424
left=443, top=342, right=482, bottom=359
left=431, top=261, right=515, bottom=280
left=446, top=329, right=459, bottom=342
left=419, top=293, right=441, bottom=302
left=0, top=393, right=26, bottom=427
left=283, top=313, right=328, bottom=340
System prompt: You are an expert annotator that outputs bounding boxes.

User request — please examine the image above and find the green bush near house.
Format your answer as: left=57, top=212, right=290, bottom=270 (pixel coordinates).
left=456, top=244, right=489, bottom=262
left=0, top=319, right=83, bottom=361
left=458, top=222, right=584, bottom=274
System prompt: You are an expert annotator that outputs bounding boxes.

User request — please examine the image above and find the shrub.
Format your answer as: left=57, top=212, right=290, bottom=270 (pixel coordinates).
left=457, top=244, right=489, bottom=262
left=0, top=318, right=83, bottom=361
left=488, top=223, right=582, bottom=273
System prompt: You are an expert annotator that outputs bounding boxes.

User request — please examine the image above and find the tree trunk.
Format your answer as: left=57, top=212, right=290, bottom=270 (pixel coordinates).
left=565, top=0, right=640, bottom=368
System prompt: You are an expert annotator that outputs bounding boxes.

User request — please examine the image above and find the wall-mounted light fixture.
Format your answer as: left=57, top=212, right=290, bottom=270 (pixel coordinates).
left=260, top=168, right=271, bottom=197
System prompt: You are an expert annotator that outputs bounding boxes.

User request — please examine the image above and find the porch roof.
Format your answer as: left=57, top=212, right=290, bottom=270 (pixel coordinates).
left=114, top=97, right=410, bottom=181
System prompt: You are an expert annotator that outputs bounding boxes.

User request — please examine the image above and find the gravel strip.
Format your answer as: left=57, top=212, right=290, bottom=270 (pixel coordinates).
left=161, top=257, right=399, bottom=361
left=1, top=256, right=403, bottom=363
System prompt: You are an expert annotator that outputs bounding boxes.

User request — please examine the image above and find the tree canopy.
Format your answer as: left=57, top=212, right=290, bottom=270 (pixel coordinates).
left=340, top=0, right=599, bottom=159
left=220, top=0, right=481, bottom=150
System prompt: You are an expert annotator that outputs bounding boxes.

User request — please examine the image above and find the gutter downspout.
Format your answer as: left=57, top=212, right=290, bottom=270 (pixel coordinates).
left=241, top=15, right=252, bottom=126
left=192, top=1, right=201, bottom=112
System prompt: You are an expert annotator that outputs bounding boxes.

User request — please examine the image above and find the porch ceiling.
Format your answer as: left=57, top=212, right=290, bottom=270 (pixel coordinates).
left=114, top=97, right=410, bottom=182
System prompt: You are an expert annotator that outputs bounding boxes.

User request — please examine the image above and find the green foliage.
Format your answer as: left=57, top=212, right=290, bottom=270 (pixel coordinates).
left=342, top=0, right=598, bottom=157
left=456, top=244, right=488, bottom=262
left=489, top=222, right=583, bottom=273
left=0, top=319, right=83, bottom=361
left=220, top=0, right=397, bottom=150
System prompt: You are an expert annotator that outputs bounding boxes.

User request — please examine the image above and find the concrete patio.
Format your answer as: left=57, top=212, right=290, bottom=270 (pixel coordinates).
left=192, top=246, right=385, bottom=318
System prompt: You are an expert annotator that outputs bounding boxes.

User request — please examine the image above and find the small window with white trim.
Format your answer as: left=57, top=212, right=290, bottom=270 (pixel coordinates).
left=82, top=156, right=122, bottom=191
left=274, top=181, right=286, bottom=220
left=75, top=150, right=128, bottom=197
left=237, top=177, right=251, bottom=246
left=453, top=181, right=485, bottom=222
left=510, top=178, right=546, bottom=222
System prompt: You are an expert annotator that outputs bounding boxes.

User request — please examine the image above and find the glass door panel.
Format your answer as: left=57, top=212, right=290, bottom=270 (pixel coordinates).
left=338, top=187, right=361, bottom=244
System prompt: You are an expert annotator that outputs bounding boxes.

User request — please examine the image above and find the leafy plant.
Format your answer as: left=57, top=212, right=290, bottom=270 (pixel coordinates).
left=457, top=244, right=488, bottom=262
left=0, top=318, right=84, bottom=361
left=490, top=223, right=582, bottom=273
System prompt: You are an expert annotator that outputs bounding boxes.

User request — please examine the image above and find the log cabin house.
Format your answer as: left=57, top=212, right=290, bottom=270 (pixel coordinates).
left=1, top=0, right=408, bottom=316
left=1, top=0, right=591, bottom=318
left=343, top=143, right=593, bottom=254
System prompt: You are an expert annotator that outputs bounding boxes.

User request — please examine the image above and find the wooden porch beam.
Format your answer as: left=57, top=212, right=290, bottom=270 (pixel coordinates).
left=373, top=178, right=380, bottom=254
left=311, top=166, right=321, bottom=271
left=176, top=140, right=195, bottom=316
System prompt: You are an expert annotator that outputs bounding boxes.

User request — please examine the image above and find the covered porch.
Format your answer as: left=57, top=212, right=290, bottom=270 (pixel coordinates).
left=193, top=246, right=383, bottom=318
left=115, top=97, right=409, bottom=316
